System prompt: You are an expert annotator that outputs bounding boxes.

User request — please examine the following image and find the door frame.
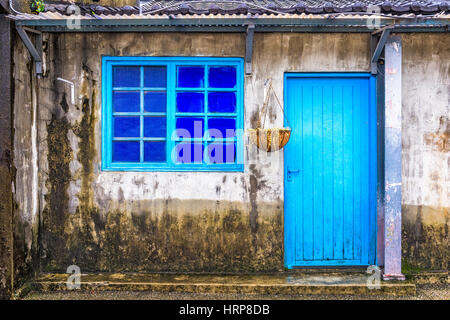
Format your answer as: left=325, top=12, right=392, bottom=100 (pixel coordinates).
left=283, top=72, right=378, bottom=268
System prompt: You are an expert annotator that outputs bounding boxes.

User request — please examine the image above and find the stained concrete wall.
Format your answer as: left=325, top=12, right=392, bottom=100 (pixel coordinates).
left=11, top=32, right=448, bottom=273
left=0, top=14, right=13, bottom=299
left=401, top=33, right=449, bottom=271
left=11, top=27, right=37, bottom=289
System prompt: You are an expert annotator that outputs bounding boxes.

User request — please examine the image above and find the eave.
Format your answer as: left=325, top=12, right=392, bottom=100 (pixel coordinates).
left=10, top=15, right=450, bottom=33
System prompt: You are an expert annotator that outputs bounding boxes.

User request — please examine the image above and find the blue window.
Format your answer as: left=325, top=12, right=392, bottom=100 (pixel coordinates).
left=102, top=57, right=244, bottom=171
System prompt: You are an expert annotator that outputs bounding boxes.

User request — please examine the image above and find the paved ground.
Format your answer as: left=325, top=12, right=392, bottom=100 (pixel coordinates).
left=23, top=284, right=448, bottom=300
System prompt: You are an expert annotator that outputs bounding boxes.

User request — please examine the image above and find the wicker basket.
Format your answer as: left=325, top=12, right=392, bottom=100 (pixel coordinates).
left=247, top=128, right=291, bottom=152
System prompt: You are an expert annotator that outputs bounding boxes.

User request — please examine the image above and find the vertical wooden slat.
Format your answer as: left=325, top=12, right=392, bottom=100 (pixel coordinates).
left=302, top=85, right=314, bottom=260
left=284, top=78, right=296, bottom=266
left=360, top=79, right=370, bottom=263
left=343, top=83, right=354, bottom=260
left=332, top=85, right=344, bottom=260
left=322, top=85, right=334, bottom=260
left=295, top=84, right=304, bottom=262
left=353, top=82, right=362, bottom=260
left=312, top=83, right=324, bottom=260
left=369, top=76, right=378, bottom=265
left=288, top=81, right=304, bottom=262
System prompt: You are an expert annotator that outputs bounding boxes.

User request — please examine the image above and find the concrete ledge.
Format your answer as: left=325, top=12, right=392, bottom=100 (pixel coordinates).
left=29, top=273, right=416, bottom=296
left=410, top=272, right=449, bottom=285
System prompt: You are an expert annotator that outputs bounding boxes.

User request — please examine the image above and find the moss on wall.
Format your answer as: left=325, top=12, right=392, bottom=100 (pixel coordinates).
left=402, top=205, right=449, bottom=271
left=42, top=113, right=72, bottom=269
left=43, top=198, right=283, bottom=272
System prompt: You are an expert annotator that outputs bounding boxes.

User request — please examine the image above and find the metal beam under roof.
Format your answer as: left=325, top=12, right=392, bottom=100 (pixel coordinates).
left=11, top=17, right=450, bottom=33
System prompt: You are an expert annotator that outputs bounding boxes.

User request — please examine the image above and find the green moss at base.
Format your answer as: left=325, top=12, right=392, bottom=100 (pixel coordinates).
left=401, top=259, right=423, bottom=277
left=41, top=206, right=283, bottom=273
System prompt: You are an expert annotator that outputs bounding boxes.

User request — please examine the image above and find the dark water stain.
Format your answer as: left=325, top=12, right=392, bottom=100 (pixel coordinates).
left=248, top=164, right=268, bottom=235
left=287, top=35, right=304, bottom=67
left=42, top=113, right=72, bottom=269
left=402, top=205, right=449, bottom=271
left=250, top=110, right=260, bottom=129
left=59, top=93, right=68, bottom=114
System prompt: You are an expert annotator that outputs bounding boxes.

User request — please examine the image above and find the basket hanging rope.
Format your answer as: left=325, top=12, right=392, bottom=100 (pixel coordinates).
left=247, top=80, right=291, bottom=152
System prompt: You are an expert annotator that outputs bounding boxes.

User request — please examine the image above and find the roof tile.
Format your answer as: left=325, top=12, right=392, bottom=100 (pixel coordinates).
left=38, top=0, right=450, bottom=16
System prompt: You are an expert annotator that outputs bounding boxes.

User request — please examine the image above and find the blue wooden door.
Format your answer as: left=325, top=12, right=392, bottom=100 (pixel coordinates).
left=284, top=73, right=377, bottom=267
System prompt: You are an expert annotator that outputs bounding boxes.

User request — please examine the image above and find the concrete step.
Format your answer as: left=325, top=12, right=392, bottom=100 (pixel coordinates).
left=27, top=273, right=416, bottom=296
left=410, top=272, right=449, bottom=284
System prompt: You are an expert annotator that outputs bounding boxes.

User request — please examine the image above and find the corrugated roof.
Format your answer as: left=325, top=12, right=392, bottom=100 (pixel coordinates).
left=31, top=0, right=450, bottom=17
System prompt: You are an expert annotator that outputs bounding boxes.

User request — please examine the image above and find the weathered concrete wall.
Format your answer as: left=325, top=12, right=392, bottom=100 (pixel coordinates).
left=11, top=33, right=369, bottom=273
left=11, top=32, right=448, bottom=273
left=401, top=33, right=449, bottom=271
left=0, top=15, right=13, bottom=299
left=11, top=28, right=38, bottom=287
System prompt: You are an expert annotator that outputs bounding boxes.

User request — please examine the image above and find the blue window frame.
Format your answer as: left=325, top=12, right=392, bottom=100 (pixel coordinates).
left=102, top=57, right=244, bottom=171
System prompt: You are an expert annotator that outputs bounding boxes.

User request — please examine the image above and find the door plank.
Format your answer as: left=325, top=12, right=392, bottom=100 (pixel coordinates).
left=343, top=84, right=355, bottom=260
left=312, top=84, right=324, bottom=261
left=302, top=85, right=314, bottom=261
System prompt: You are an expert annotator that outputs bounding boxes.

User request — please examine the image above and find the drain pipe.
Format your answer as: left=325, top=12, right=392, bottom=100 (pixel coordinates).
left=56, top=78, right=75, bottom=105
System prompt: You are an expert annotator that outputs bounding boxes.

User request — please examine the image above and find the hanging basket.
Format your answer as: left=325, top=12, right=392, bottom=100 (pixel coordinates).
left=247, top=128, right=291, bottom=152
left=246, top=79, right=292, bottom=152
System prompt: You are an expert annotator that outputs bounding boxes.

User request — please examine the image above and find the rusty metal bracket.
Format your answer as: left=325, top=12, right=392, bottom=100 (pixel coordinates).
left=370, top=26, right=393, bottom=75
left=244, top=22, right=255, bottom=75
left=16, top=25, right=43, bottom=75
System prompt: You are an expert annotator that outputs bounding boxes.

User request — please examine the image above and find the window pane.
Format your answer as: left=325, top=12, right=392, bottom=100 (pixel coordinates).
left=208, top=118, right=236, bottom=138
left=144, top=117, right=166, bottom=138
left=177, top=66, right=204, bottom=88
left=113, top=91, right=140, bottom=113
left=208, top=92, right=236, bottom=113
left=113, top=66, right=140, bottom=87
left=144, top=66, right=166, bottom=88
left=114, top=117, right=140, bottom=137
left=176, top=117, right=204, bottom=139
left=176, top=92, right=204, bottom=113
left=209, top=67, right=236, bottom=88
left=174, top=142, right=204, bottom=164
left=144, top=142, right=166, bottom=162
left=144, top=92, right=166, bottom=113
left=207, top=143, right=236, bottom=164
left=113, top=141, right=140, bottom=162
